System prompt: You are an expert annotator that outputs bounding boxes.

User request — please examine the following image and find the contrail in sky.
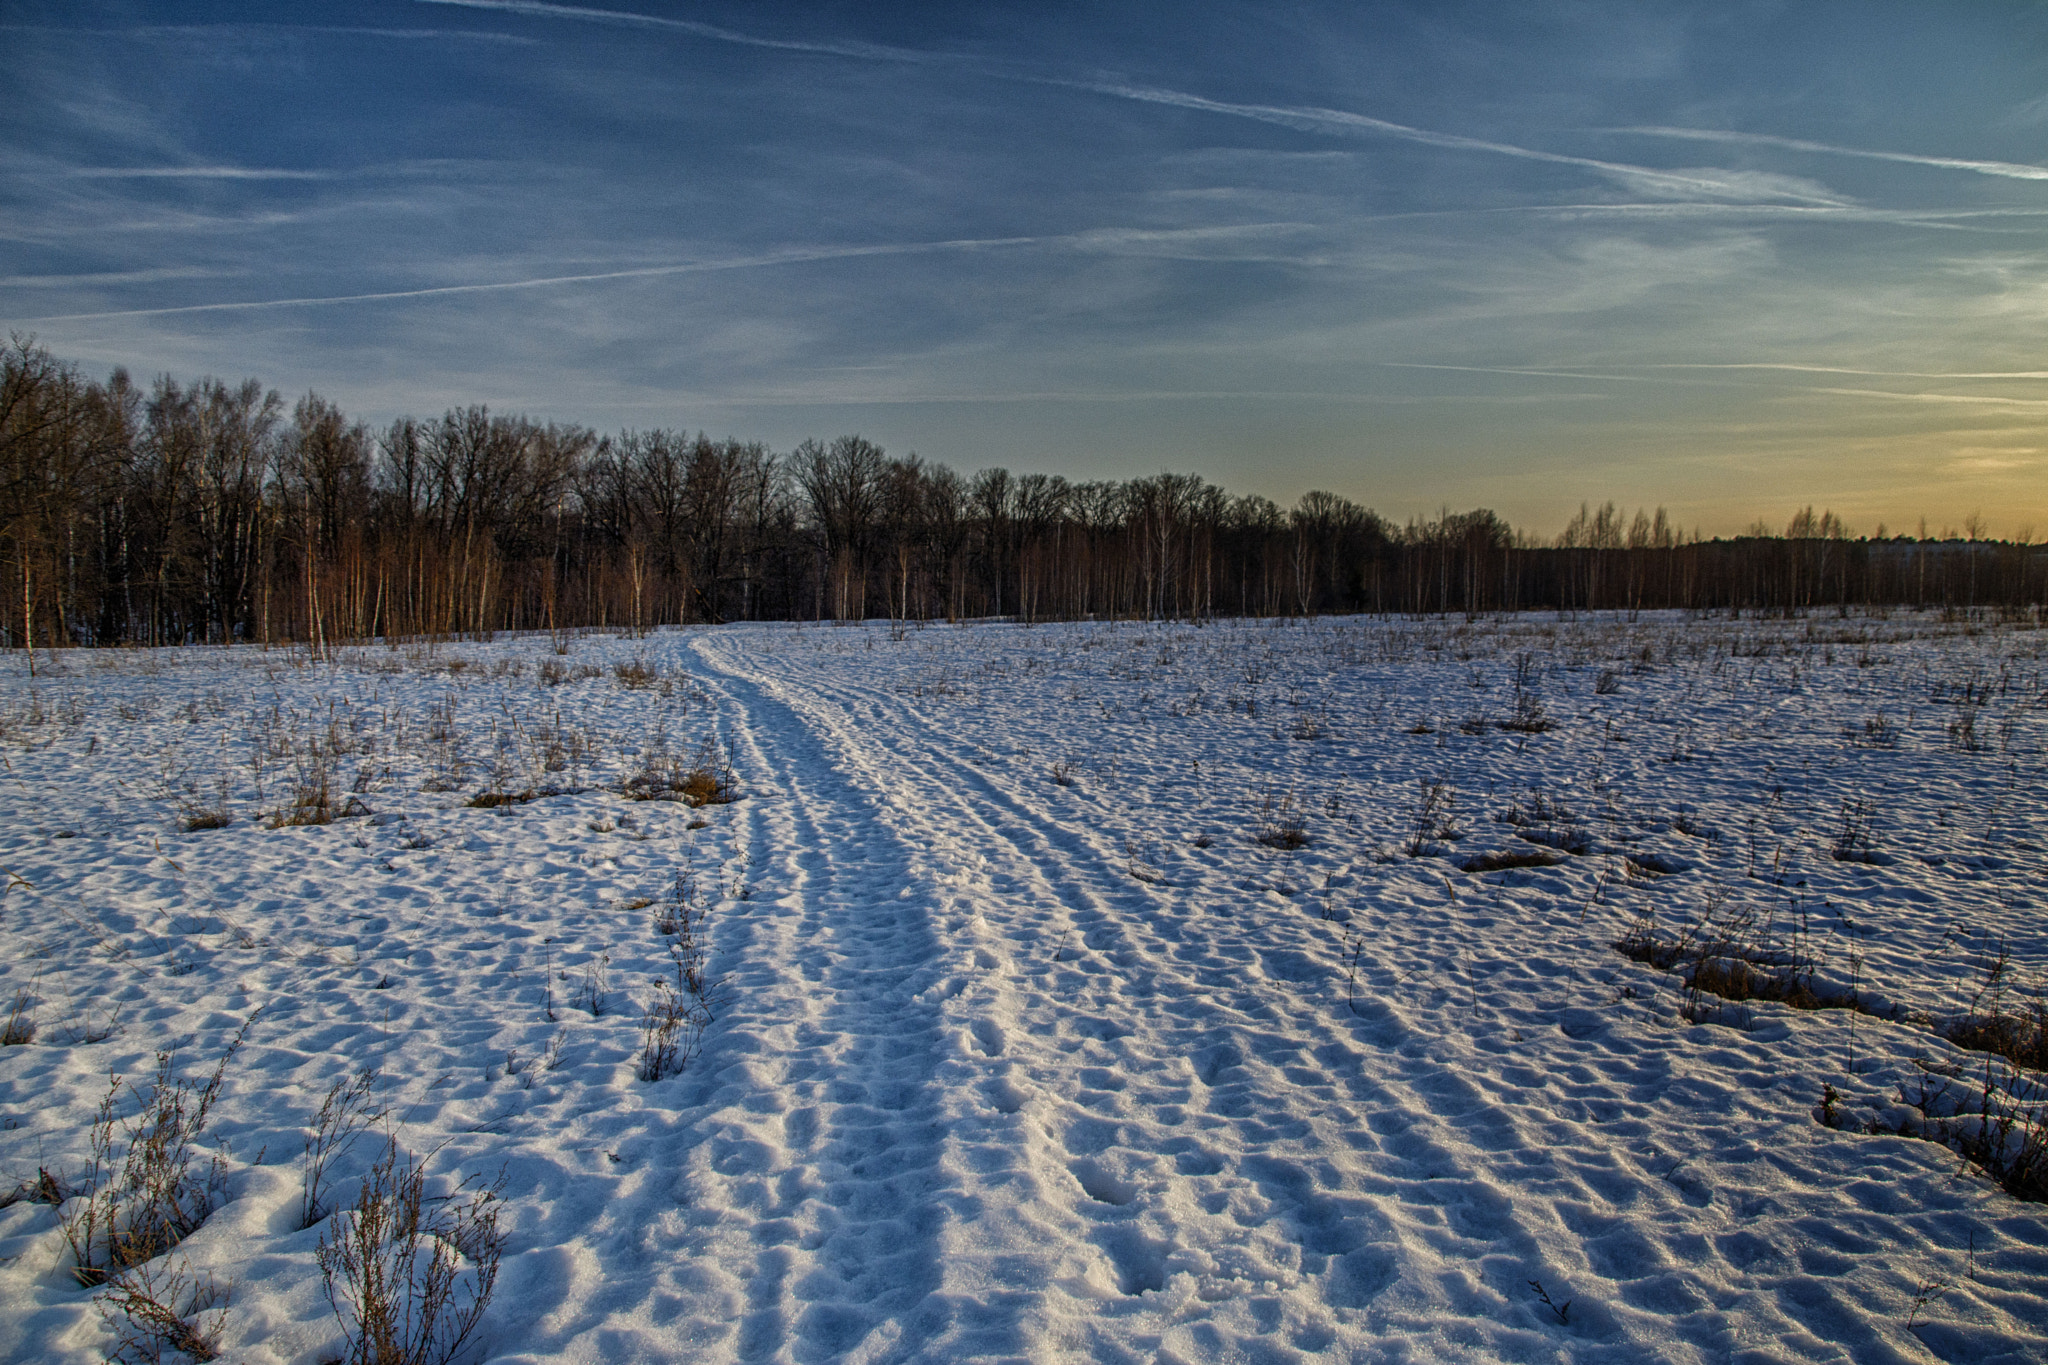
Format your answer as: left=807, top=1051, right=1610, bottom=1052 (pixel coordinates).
left=415, top=0, right=927, bottom=61
left=18, top=225, right=1301, bottom=322
left=1610, top=127, right=2048, bottom=183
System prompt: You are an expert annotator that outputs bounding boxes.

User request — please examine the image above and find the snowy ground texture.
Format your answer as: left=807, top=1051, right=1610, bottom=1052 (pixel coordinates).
left=3, top=612, right=2048, bottom=1365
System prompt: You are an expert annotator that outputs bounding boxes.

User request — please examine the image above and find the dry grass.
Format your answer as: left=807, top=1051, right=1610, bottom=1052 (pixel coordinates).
left=61, top=1018, right=253, bottom=1287
left=1830, top=795, right=1881, bottom=863
left=464, top=789, right=535, bottom=809
left=640, top=866, right=723, bottom=1081
left=612, top=659, right=659, bottom=690
left=299, top=1070, right=385, bottom=1230
left=96, top=1258, right=232, bottom=1363
left=270, top=760, right=334, bottom=828
left=1613, top=896, right=1838, bottom=1024
left=316, top=1136, right=506, bottom=1365
left=537, top=658, right=603, bottom=687
left=2, top=985, right=35, bottom=1045
left=1252, top=787, right=1308, bottom=850
left=1405, top=779, right=1456, bottom=857
left=1860, top=1057, right=2048, bottom=1204
left=1940, top=948, right=2048, bottom=1072
left=621, top=738, right=737, bottom=807
left=1459, top=848, right=1565, bottom=874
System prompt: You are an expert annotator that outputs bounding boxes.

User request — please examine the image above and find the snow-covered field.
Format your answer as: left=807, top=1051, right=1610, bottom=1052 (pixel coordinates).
left=2, top=611, right=2046, bottom=1365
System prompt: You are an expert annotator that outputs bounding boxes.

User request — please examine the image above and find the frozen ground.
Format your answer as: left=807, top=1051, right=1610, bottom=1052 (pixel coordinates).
left=1, top=611, right=2046, bottom=1365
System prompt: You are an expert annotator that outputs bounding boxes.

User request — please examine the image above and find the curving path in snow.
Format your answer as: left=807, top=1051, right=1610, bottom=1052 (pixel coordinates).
left=679, top=622, right=2048, bottom=1365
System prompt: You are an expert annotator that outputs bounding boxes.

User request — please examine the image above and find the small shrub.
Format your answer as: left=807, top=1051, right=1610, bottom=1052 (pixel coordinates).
left=1289, top=709, right=1327, bottom=741
left=316, top=1137, right=505, bottom=1365
left=1498, top=787, right=1571, bottom=828
left=61, top=1019, right=254, bottom=1286
left=1405, top=780, right=1456, bottom=857
left=638, top=892, right=722, bottom=1082
left=272, top=762, right=334, bottom=828
left=613, top=659, right=658, bottom=690
left=1949, top=703, right=1984, bottom=752
left=464, top=789, right=535, bottom=810
left=3, top=984, right=35, bottom=1045
left=620, top=739, right=737, bottom=807
left=96, top=1258, right=232, bottom=1364
left=1831, top=796, right=1880, bottom=863
left=300, top=1070, right=386, bottom=1230
left=1499, top=653, right=1552, bottom=733
left=654, top=863, right=697, bottom=939
left=1876, top=1056, right=2048, bottom=1203
left=1252, top=787, right=1308, bottom=850
left=573, top=955, right=611, bottom=1017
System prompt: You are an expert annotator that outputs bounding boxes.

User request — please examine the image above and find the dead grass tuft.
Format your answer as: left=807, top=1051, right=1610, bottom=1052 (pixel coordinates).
left=621, top=739, right=737, bottom=807
left=317, top=1136, right=505, bottom=1365
left=61, top=1017, right=254, bottom=1287
left=464, top=789, right=536, bottom=809
left=270, top=761, right=334, bottom=828
left=1939, top=947, right=2048, bottom=1072
left=639, top=853, right=724, bottom=1081
left=1252, top=787, right=1309, bottom=850
left=612, top=659, right=659, bottom=690
left=96, top=1258, right=232, bottom=1364
left=3, top=985, right=35, bottom=1045
left=1863, top=1057, right=2048, bottom=1204
left=1405, top=780, right=1456, bottom=857
left=1459, top=848, right=1564, bottom=874
left=1614, top=895, right=1838, bottom=1024
left=300, top=1070, right=385, bottom=1230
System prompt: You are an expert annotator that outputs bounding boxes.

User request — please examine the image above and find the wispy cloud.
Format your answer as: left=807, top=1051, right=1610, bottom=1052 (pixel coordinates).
left=410, top=3, right=1856, bottom=211
left=412, top=0, right=928, bottom=62
left=574, top=385, right=1614, bottom=408
left=15, top=225, right=1307, bottom=322
left=0, top=23, right=538, bottom=43
left=1809, top=386, right=2048, bottom=410
left=1057, top=80, right=1850, bottom=205
left=0, top=266, right=226, bottom=288
left=1610, top=127, right=2048, bottom=183
left=1349, top=203, right=2047, bottom=232
left=1638, top=363, right=2048, bottom=380
left=1377, top=365, right=2048, bottom=411
left=63, top=166, right=338, bottom=181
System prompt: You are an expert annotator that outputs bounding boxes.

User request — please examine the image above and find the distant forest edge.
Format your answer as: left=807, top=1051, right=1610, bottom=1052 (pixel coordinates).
left=3, top=338, right=2044, bottom=652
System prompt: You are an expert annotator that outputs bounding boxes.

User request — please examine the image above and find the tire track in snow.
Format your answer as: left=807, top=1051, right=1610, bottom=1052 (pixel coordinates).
left=710, top=634, right=1735, bottom=1362
left=691, top=635, right=1062, bottom=1362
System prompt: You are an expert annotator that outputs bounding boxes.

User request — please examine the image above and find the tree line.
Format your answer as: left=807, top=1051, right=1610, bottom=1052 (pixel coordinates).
left=3, top=338, right=2043, bottom=653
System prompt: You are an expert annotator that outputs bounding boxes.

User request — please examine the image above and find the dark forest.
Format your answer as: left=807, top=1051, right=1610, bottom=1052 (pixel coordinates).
left=4, top=338, right=2043, bottom=654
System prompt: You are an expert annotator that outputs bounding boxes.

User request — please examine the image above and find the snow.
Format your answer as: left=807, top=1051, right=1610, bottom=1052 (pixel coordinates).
left=1, top=611, right=2046, bottom=1365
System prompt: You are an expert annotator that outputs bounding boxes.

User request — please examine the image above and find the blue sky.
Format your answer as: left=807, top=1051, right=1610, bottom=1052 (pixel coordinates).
left=5, top=1, right=2047, bottom=536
